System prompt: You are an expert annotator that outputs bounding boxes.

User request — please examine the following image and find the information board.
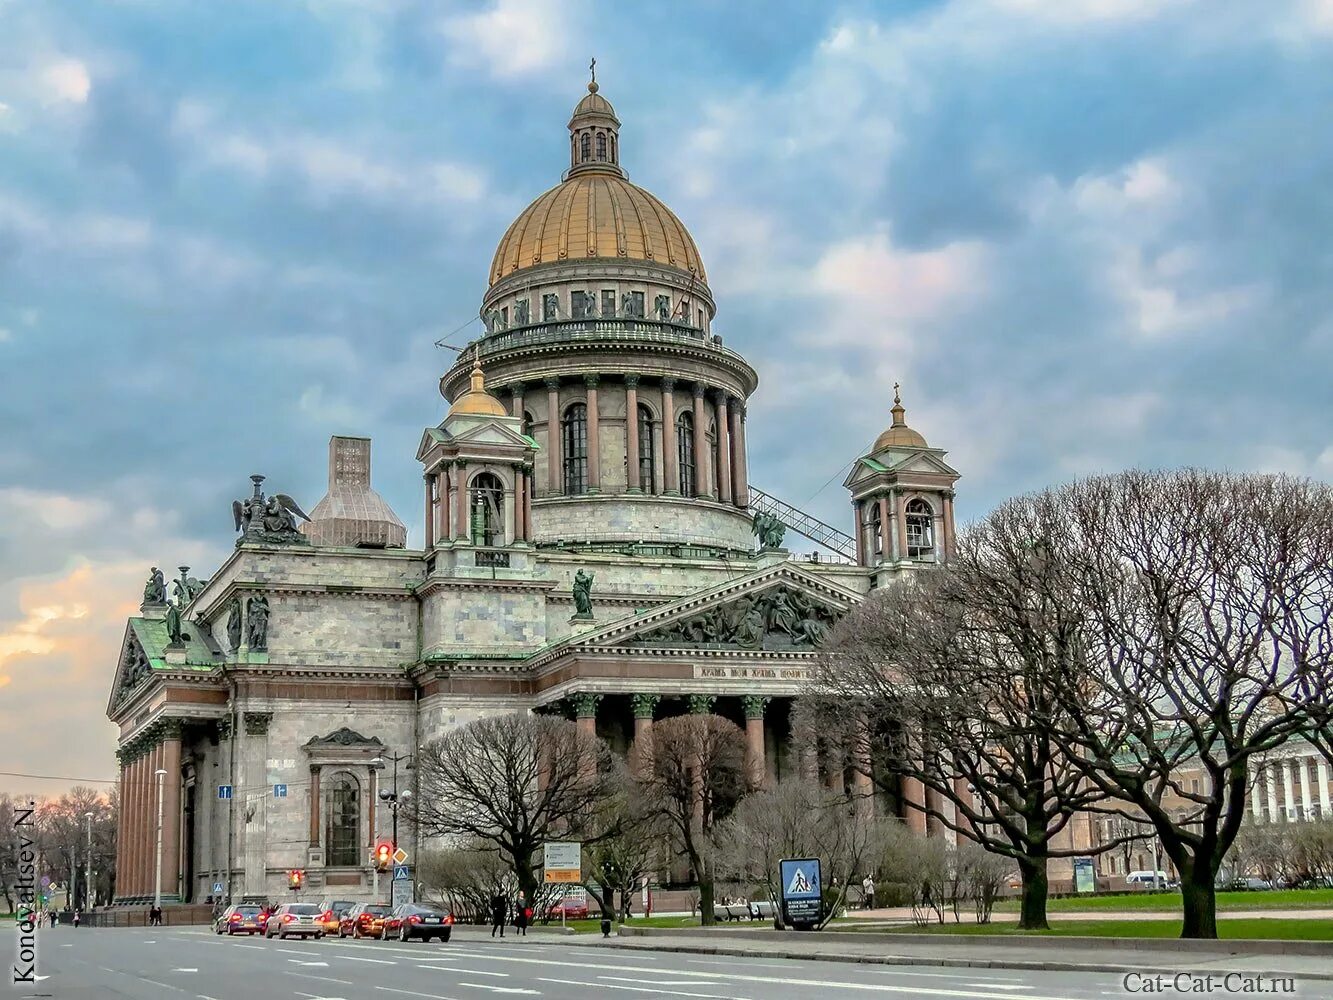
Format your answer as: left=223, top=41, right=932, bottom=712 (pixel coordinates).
left=779, top=857, right=822, bottom=928
left=543, top=841, right=582, bottom=883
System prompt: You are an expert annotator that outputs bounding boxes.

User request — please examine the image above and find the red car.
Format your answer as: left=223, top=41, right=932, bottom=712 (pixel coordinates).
left=339, top=903, right=391, bottom=939
left=545, top=898, right=589, bottom=920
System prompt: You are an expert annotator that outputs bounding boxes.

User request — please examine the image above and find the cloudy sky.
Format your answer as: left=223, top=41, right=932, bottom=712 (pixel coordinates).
left=3, top=0, right=1332, bottom=795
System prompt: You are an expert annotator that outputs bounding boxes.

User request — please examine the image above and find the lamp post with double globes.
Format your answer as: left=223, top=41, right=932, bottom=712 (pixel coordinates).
left=84, top=811, right=94, bottom=911
left=371, top=752, right=414, bottom=851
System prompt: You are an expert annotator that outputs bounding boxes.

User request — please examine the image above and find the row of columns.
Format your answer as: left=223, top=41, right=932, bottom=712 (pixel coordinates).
left=853, top=490, right=957, bottom=567
left=513, top=374, right=749, bottom=505
left=114, top=720, right=183, bottom=902
left=1252, top=755, right=1333, bottom=823
left=422, top=459, right=535, bottom=548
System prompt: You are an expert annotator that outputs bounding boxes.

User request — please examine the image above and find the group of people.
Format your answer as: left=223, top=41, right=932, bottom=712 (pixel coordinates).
left=489, top=891, right=533, bottom=937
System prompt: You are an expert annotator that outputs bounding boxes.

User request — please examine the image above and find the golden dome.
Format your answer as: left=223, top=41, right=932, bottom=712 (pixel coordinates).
left=489, top=173, right=706, bottom=286
left=873, top=384, right=928, bottom=451
left=571, top=81, right=617, bottom=121
left=449, top=361, right=509, bottom=418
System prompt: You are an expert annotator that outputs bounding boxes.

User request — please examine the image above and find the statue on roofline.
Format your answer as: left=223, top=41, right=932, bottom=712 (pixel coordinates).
left=143, top=567, right=166, bottom=605
left=572, top=569, right=595, bottom=618
left=751, top=510, right=785, bottom=550
left=232, top=475, right=311, bottom=547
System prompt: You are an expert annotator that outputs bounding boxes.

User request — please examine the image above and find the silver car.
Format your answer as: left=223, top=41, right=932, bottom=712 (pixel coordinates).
left=264, top=902, right=324, bottom=939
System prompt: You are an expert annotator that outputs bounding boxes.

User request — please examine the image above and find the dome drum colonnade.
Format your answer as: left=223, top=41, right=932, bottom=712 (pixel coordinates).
left=436, top=78, right=756, bottom=553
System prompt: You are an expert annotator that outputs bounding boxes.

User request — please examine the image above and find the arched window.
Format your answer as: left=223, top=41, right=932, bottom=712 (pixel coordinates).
left=637, top=403, right=656, bottom=494
left=563, top=403, right=588, bottom=495
left=596, top=133, right=607, bottom=160
left=676, top=411, right=696, bottom=497
left=470, top=472, right=505, bottom=546
left=906, top=498, right=935, bottom=559
left=868, top=502, right=883, bottom=558
left=325, top=773, right=360, bottom=867
left=580, top=133, right=591, bottom=161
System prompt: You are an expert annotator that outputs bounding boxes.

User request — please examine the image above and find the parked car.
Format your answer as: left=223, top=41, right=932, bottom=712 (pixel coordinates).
left=1229, top=877, right=1273, bottom=891
left=317, top=899, right=356, bottom=934
left=264, top=902, right=325, bottom=939
left=382, top=903, right=453, bottom=942
left=1126, top=870, right=1174, bottom=888
left=545, top=898, right=589, bottom=920
left=213, top=904, right=265, bottom=935
left=340, top=902, right=391, bottom=939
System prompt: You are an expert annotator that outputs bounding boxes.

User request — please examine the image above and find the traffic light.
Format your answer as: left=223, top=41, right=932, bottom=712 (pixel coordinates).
left=288, top=869, right=305, bottom=890
left=374, top=842, right=392, bottom=872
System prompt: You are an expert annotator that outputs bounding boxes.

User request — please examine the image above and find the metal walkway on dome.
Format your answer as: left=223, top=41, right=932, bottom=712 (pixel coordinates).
left=748, top=486, right=857, bottom=561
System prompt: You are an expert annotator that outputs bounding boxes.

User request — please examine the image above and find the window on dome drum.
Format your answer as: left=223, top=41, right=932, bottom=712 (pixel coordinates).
left=580, top=133, right=591, bottom=161
left=514, top=298, right=530, bottom=326
left=470, top=472, right=505, bottom=546
left=563, top=403, right=589, bottom=495
left=325, top=773, right=360, bottom=867
left=571, top=290, right=594, bottom=319
left=637, top=403, right=656, bottom=494
left=621, top=290, right=644, bottom=318
left=500, top=306, right=508, bottom=326
left=906, top=498, right=934, bottom=559
left=596, top=133, right=607, bottom=160
left=601, top=290, right=616, bottom=317
left=676, top=411, right=696, bottom=497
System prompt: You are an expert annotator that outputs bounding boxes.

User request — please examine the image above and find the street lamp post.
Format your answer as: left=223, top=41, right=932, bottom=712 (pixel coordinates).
left=371, top=752, right=414, bottom=850
left=84, top=812, right=94, bottom=911
left=154, top=768, right=168, bottom=910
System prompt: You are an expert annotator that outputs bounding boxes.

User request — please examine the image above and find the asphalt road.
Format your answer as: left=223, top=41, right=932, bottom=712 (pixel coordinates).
left=13, top=924, right=1324, bottom=999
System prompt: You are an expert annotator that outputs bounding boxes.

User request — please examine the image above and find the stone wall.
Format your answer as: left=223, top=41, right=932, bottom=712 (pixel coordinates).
left=532, top=494, right=753, bottom=550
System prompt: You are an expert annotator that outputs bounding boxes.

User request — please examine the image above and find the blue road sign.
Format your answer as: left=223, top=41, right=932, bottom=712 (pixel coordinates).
left=779, top=857, right=822, bottom=927
left=217, top=785, right=233, bottom=800
left=393, top=864, right=410, bottom=881
left=273, top=783, right=288, bottom=798
left=212, top=882, right=223, bottom=894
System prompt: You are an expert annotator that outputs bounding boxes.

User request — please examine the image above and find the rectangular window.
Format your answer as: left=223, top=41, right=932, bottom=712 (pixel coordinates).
left=514, top=298, right=530, bottom=325
left=697, top=308, right=704, bottom=328
left=542, top=293, right=559, bottom=321
left=500, top=306, right=508, bottom=326
left=601, top=290, right=616, bottom=317
left=571, top=290, right=593, bottom=319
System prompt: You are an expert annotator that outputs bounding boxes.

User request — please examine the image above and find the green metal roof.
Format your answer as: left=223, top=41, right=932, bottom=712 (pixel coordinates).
left=129, top=617, right=222, bottom=670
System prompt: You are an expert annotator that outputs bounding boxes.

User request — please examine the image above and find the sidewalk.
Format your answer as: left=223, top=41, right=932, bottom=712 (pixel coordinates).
left=844, top=905, right=1333, bottom=924
left=608, top=926, right=1333, bottom=981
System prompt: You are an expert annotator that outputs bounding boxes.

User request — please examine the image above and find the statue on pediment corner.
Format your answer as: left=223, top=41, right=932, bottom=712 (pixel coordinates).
left=233, top=474, right=311, bottom=547
left=143, top=567, right=166, bottom=605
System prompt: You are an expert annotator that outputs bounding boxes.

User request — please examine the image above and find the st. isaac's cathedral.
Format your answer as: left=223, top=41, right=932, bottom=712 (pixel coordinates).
left=106, top=78, right=965, bottom=905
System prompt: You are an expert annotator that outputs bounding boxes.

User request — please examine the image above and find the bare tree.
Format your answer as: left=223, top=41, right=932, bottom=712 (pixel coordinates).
left=714, top=778, right=888, bottom=928
left=414, top=713, right=610, bottom=900
left=580, top=768, right=662, bottom=921
left=1039, top=470, right=1333, bottom=938
left=814, top=503, right=1130, bottom=930
left=636, top=714, right=748, bottom=926
left=417, top=841, right=513, bottom=922
left=35, top=787, right=114, bottom=909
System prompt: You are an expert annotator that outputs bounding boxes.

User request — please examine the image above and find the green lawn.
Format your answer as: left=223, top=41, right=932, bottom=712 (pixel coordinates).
left=878, top=918, right=1333, bottom=941
left=536, top=915, right=709, bottom=934
left=994, top=889, right=1333, bottom=913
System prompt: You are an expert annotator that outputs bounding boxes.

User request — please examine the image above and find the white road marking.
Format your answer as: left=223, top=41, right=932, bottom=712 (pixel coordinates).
left=285, top=971, right=354, bottom=986
left=172, top=967, right=199, bottom=972
left=278, top=947, right=315, bottom=955
left=539, top=976, right=729, bottom=999
left=448, top=969, right=509, bottom=977
left=288, top=959, right=331, bottom=967
left=374, top=987, right=459, bottom=999
left=456, top=987, right=539, bottom=996
left=965, top=987, right=1030, bottom=992
left=602, top=976, right=728, bottom=986
left=338, top=954, right=398, bottom=965
left=232, top=942, right=265, bottom=950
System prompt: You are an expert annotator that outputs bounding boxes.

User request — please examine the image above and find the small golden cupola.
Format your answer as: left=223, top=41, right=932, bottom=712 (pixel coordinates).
left=448, top=360, right=509, bottom=418
left=568, top=59, right=622, bottom=177
left=872, top=384, right=928, bottom=452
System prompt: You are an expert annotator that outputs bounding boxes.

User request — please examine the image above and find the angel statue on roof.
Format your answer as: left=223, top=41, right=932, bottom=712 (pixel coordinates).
left=232, top=474, right=312, bottom=547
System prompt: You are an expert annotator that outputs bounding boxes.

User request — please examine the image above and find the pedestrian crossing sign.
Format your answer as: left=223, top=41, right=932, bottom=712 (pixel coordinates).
left=393, top=864, right=410, bottom=881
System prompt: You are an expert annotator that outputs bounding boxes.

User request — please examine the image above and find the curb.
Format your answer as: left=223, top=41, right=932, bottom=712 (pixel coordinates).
left=606, top=938, right=1333, bottom=982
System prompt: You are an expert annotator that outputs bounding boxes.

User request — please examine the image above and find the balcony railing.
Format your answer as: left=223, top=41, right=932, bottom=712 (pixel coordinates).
left=468, top=318, right=729, bottom=359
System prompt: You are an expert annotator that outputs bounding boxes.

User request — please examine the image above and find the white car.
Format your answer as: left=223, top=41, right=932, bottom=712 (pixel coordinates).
left=264, top=902, right=324, bottom=939
left=1126, top=870, right=1173, bottom=888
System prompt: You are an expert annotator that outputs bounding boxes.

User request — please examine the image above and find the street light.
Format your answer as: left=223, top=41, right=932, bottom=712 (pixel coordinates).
left=84, top=812, right=94, bottom=912
left=371, top=753, right=414, bottom=851
left=154, top=768, right=168, bottom=910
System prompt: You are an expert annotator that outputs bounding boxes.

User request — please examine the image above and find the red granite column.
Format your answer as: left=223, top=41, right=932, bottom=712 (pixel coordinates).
left=879, top=495, right=893, bottom=563
left=661, top=379, right=679, bottom=495
left=308, top=766, right=321, bottom=848
left=625, top=376, right=641, bottom=493
left=510, top=383, right=524, bottom=419
left=122, top=755, right=139, bottom=897
left=423, top=474, right=435, bottom=550
left=128, top=754, right=144, bottom=896
left=514, top=468, right=526, bottom=542
left=546, top=378, right=562, bottom=495
left=585, top=375, right=601, bottom=493
left=942, top=494, right=957, bottom=562
left=715, top=393, right=733, bottom=505
left=149, top=741, right=165, bottom=897
left=454, top=462, right=469, bottom=541
left=854, top=501, right=866, bottom=565
left=523, top=464, right=533, bottom=541
left=953, top=775, right=979, bottom=841
left=439, top=463, right=451, bottom=541
left=691, top=383, right=709, bottom=498
left=897, top=492, right=910, bottom=562
left=573, top=693, right=601, bottom=782
left=113, top=756, right=127, bottom=898
left=901, top=774, right=928, bottom=835
left=161, top=726, right=183, bottom=900
left=742, top=696, right=768, bottom=789
left=851, top=715, right=874, bottom=818
left=732, top=402, right=749, bottom=508
left=630, top=694, right=658, bottom=778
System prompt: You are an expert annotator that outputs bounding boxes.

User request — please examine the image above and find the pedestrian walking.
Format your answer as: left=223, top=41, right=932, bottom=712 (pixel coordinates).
left=514, top=891, right=529, bottom=937
left=489, top=893, right=507, bottom=938
left=73, top=910, right=81, bottom=929
left=861, top=874, right=875, bottom=910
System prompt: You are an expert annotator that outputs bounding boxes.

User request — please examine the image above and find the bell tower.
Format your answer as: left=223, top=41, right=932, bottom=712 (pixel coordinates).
left=843, top=385, right=960, bottom=576
left=567, top=60, right=623, bottom=177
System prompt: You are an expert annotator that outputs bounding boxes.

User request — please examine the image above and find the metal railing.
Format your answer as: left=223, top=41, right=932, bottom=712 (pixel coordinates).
left=749, top=485, right=857, bottom=561
left=462, top=318, right=731, bottom=358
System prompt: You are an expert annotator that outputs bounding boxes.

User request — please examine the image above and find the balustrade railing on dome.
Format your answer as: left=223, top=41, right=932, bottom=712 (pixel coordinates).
left=466, top=317, right=737, bottom=357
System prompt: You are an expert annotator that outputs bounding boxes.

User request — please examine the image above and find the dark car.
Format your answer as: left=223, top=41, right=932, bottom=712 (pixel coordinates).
left=213, top=904, right=264, bottom=935
left=383, top=903, right=453, bottom=942
left=340, top=902, right=391, bottom=939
